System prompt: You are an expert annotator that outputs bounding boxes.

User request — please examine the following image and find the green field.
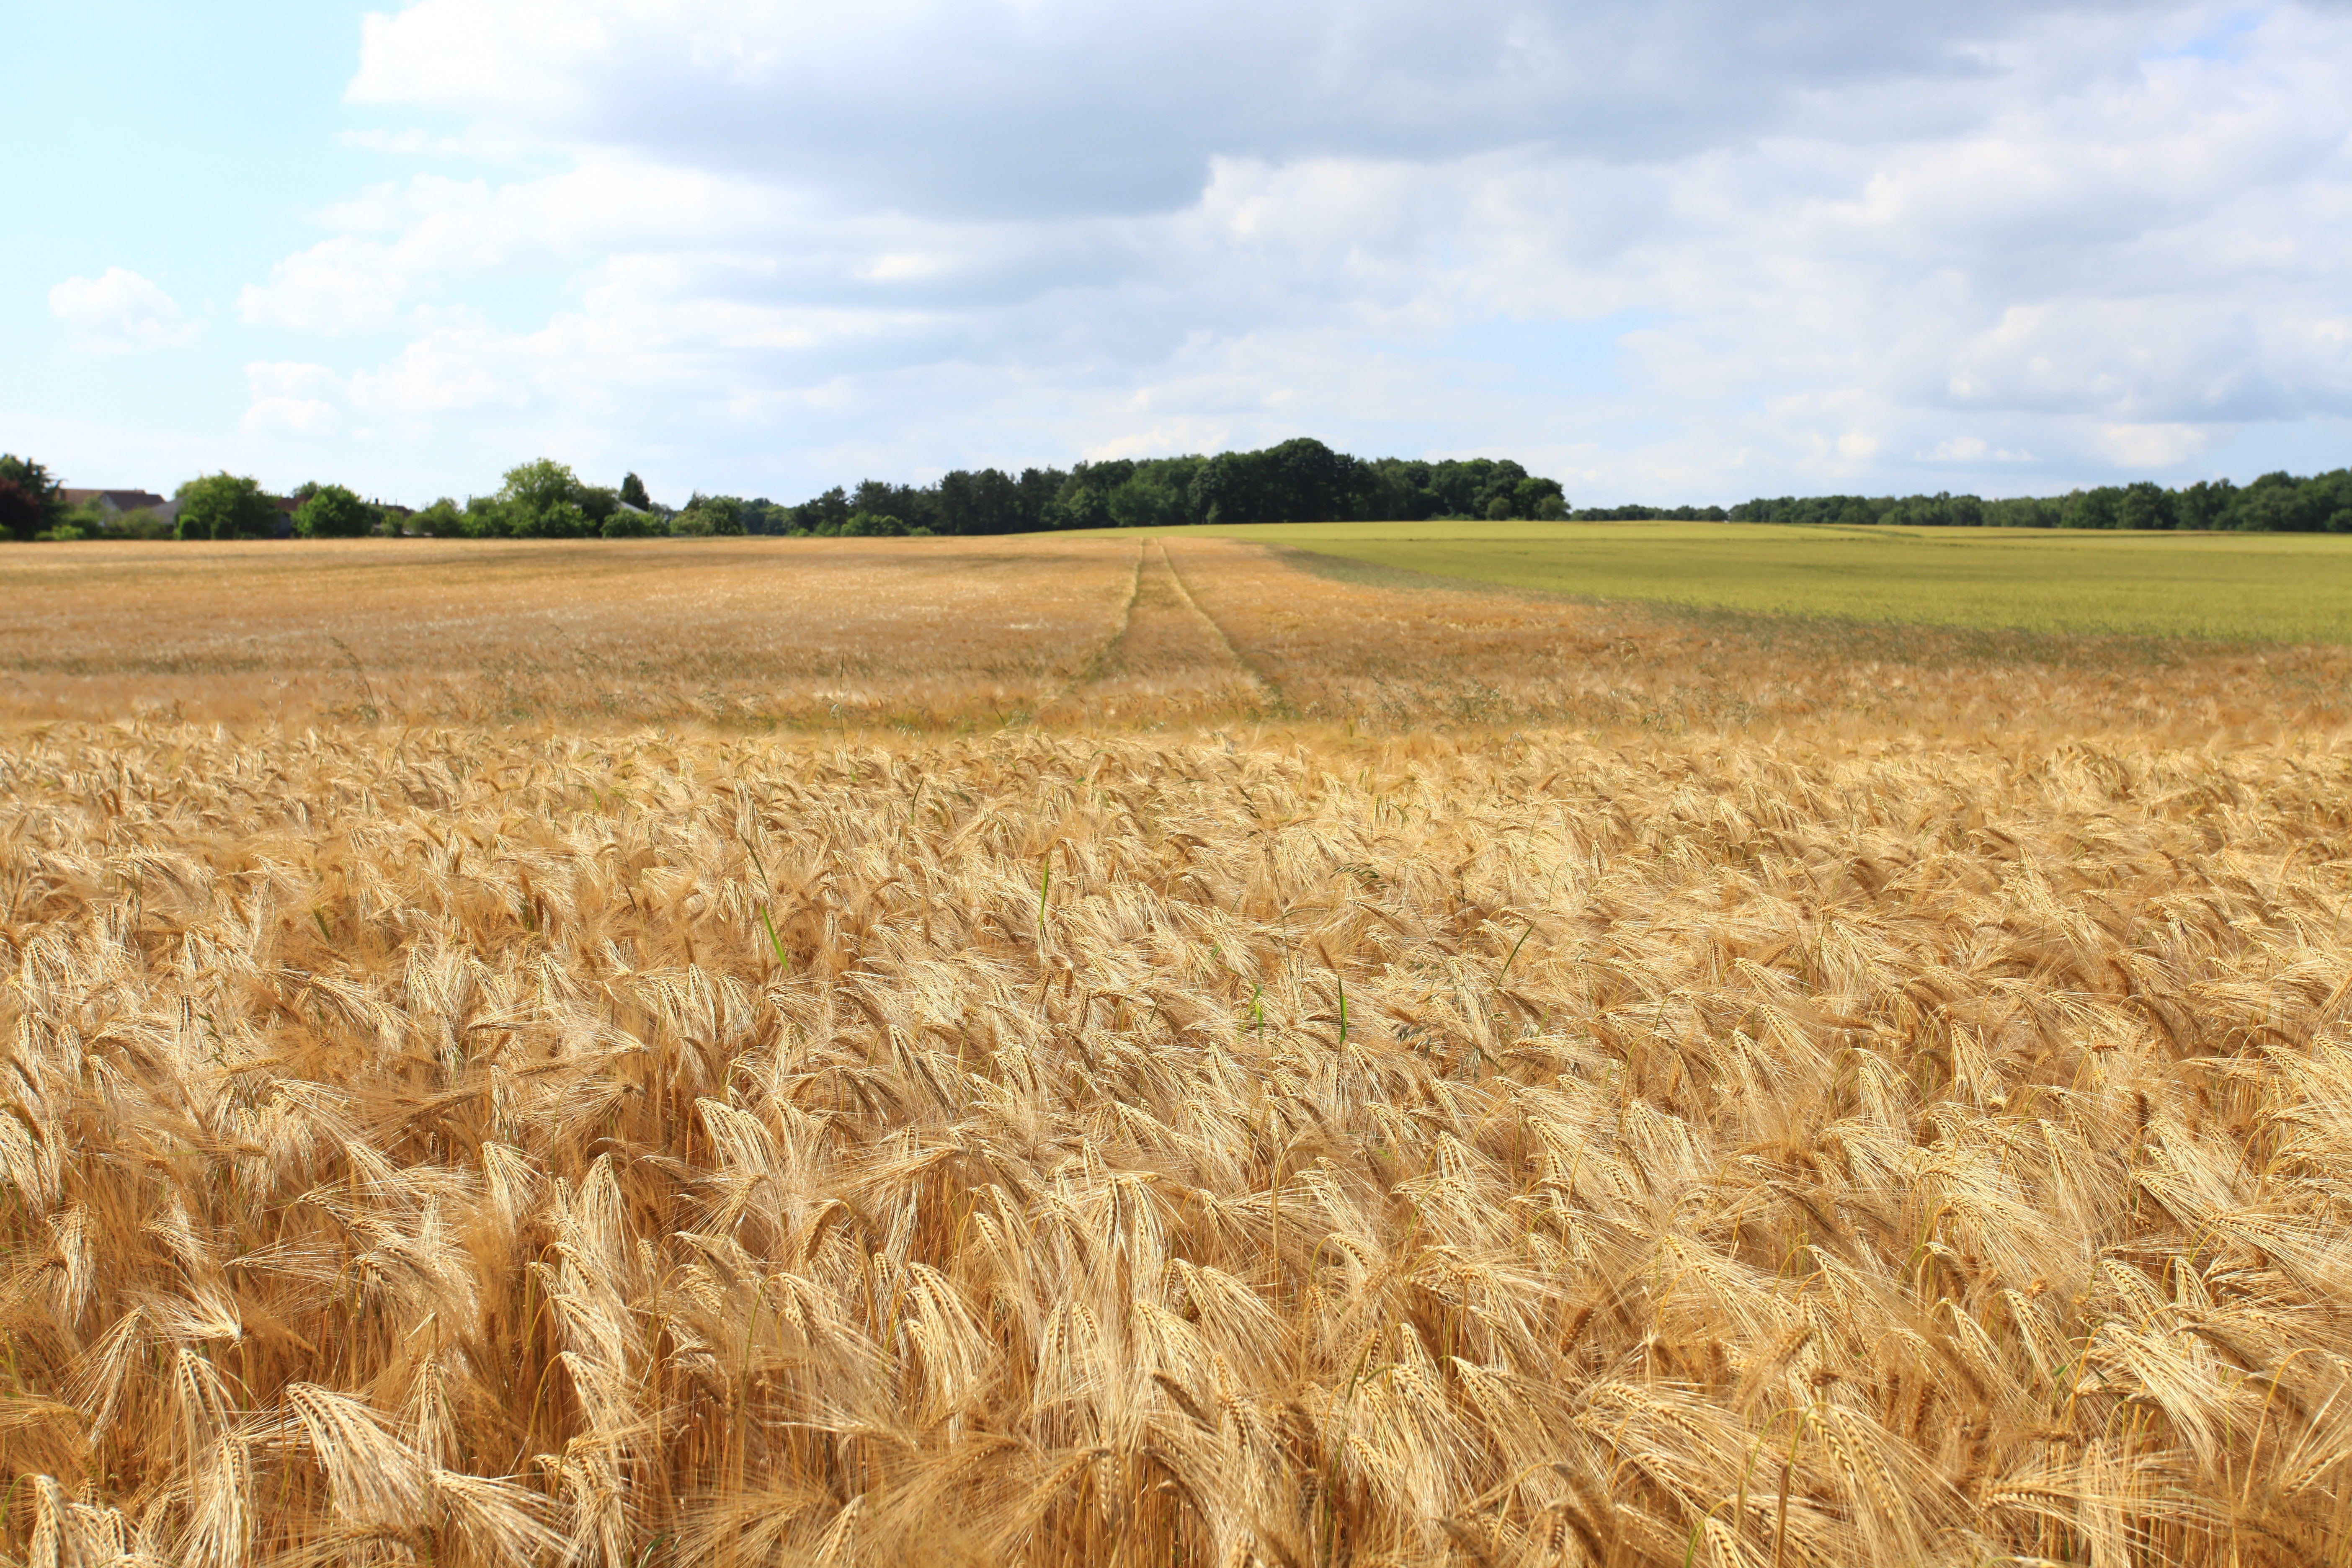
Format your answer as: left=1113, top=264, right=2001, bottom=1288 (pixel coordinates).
left=1143, top=519, right=2352, bottom=644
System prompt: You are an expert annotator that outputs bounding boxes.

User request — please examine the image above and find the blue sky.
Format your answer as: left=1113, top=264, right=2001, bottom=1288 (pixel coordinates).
left=6, top=0, right=2349, bottom=508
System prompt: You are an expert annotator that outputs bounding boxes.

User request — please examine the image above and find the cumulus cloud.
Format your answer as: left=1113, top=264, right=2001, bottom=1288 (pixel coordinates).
left=49, top=268, right=199, bottom=352
left=230, top=0, right=2352, bottom=498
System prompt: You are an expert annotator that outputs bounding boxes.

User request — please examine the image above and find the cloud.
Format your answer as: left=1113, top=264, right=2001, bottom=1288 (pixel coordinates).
left=1922, top=436, right=2036, bottom=462
left=222, top=0, right=2352, bottom=500
left=49, top=268, right=199, bottom=352
left=346, top=0, right=2167, bottom=218
left=2095, top=421, right=2211, bottom=467
left=242, top=362, right=346, bottom=437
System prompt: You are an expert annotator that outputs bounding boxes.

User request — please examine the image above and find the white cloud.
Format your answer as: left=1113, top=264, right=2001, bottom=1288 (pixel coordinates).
left=2095, top=421, right=2211, bottom=467
left=213, top=0, right=2352, bottom=500
left=1923, top=436, right=2036, bottom=462
left=242, top=362, right=346, bottom=436
left=49, top=268, right=199, bottom=352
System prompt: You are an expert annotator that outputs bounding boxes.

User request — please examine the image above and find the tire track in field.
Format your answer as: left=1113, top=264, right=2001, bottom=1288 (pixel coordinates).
left=1037, top=540, right=1146, bottom=712
left=1155, top=538, right=1290, bottom=716
left=1041, top=539, right=1273, bottom=724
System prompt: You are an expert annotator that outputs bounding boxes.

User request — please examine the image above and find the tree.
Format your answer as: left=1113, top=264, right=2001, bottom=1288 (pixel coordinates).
left=1189, top=449, right=1270, bottom=525
left=293, top=483, right=379, bottom=539
left=619, top=472, right=652, bottom=510
left=460, top=497, right=511, bottom=537
left=679, top=494, right=748, bottom=535
left=2235, top=470, right=2330, bottom=533
left=936, top=467, right=1030, bottom=535
left=1107, top=469, right=1189, bottom=528
left=1514, top=476, right=1567, bottom=519
left=849, top=478, right=938, bottom=533
left=175, top=473, right=281, bottom=540
left=2061, top=487, right=2121, bottom=530
left=578, top=486, right=621, bottom=529
left=2174, top=479, right=2236, bottom=531
left=413, top=499, right=463, bottom=536
left=1016, top=468, right=1067, bottom=530
left=1042, top=483, right=1112, bottom=531
left=0, top=454, right=64, bottom=542
left=2115, top=480, right=2175, bottom=532
left=775, top=441, right=1572, bottom=534
left=2318, top=469, right=2352, bottom=534
left=498, top=459, right=589, bottom=538
left=0, top=479, right=39, bottom=542
left=800, top=487, right=851, bottom=536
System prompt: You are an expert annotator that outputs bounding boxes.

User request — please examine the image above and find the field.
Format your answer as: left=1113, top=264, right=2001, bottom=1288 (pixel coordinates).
left=1159, top=519, right=2352, bottom=644
left=5, top=535, right=2352, bottom=1567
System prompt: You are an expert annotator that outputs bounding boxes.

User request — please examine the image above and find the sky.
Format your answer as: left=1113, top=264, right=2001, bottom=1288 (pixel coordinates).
left=5, top=0, right=2349, bottom=509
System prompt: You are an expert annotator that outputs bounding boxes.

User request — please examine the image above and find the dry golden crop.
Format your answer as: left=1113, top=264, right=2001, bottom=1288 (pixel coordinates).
left=5, top=535, right=2352, bottom=1566
left=7, top=534, right=2349, bottom=738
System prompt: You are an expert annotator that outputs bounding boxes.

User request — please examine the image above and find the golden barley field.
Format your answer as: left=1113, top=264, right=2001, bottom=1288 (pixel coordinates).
left=6, top=535, right=2352, bottom=1567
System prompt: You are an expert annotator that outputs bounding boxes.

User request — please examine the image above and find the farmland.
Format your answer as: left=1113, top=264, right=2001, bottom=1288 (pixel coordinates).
left=5, top=534, right=2352, bottom=1567
left=1166, top=518, right=2352, bottom=644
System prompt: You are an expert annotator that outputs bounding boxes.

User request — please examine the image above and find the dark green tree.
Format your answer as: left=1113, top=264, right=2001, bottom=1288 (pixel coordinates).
left=175, top=473, right=282, bottom=540
left=679, top=494, right=748, bottom=535
left=799, top=487, right=851, bottom=535
left=1514, top=476, right=1567, bottom=518
left=0, top=454, right=64, bottom=542
left=293, top=483, right=379, bottom=539
left=2235, top=470, right=2334, bottom=532
left=460, top=496, right=511, bottom=537
left=2318, top=469, right=2352, bottom=534
left=936, top=468, right=1028, bottom=534
left=619, top=472, right=652, bottom=510
left=1188, top=449, right=1271, bottom=525
left=2061, top=487, right=2122, bottom=530
left=2115, top=480, right=2175, bottom=531
left=577, top=486, right=620, bottom=529
left=1107, top=468, right=1191, bottom=528
left=1042, top=483, right=1113, bottom=531
left=2174, top=479, right=2236, bottom=530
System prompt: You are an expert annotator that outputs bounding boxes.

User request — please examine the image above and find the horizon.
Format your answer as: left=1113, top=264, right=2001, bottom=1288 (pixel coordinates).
left=34, top=441, right=2348, bottom=522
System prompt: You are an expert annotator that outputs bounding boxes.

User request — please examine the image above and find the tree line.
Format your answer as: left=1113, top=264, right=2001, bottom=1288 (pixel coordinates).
left=657, top=439, right=1570, bottom=538
left=0, top=440, right=1568, bottom=543
left=10, top=443, right=2349, bottom=542
left=1576, top=469, right=2352, bottom=533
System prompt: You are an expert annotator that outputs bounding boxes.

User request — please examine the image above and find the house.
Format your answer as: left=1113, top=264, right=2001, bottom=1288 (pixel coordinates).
left=60, top=487, right=181, bottom=531
left=62, top=487, right=169, bottom=519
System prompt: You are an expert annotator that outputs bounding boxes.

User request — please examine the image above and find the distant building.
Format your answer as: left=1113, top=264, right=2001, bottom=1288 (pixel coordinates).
left=62, top=487, right=167, bottom=517
left=61, top=487, right=180, bottom=530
